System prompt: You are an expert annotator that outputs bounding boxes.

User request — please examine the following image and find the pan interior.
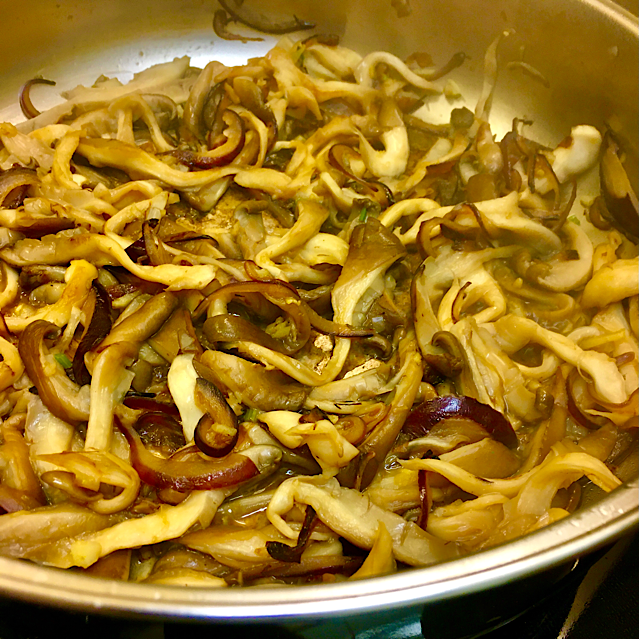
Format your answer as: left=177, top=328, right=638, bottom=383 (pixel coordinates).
left=0, top=0, right=636, bottom=619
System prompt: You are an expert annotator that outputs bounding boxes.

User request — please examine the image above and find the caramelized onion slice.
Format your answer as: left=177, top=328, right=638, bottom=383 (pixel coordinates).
left=417, top=469, right=432, bottom=531
left=218, top=0, right=314, bottom=34
left=115, top=416, right=258, bottom=491
left=193, top=378, right=239, bottom=458
left=233, top=77, right=278, bottom=145
left=213, top=9, right=264, bottom=42
left=135, top=411, right=186, bottom=457
left=328, top=144, right=394, bottom=209
left=123, top=396, right=180, bottom=417
left=19, top=78, right=56, bottom=119
left=18, top=320, right=89, bottom=425
left=72, top=281, right=113, bottom=386
left=266, top=505, right=317, bottom=563
left=404, top=396, right=518, bottom=449
left=0, top=167, right=38, bottom=209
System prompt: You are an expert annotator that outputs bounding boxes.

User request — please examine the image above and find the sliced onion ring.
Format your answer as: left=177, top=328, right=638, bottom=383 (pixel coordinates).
left=0, top=167, right=38, bottom=208
left=266, top=505, right=317, bottom=563
left=72, top=281, right=113, bottom=386
left=403, top=395, right=518, bottom=449
left=114, top=416, right=258, bottom=491
left=217, top=0, right=314, bottom=34
left=19, top=78, right=56, bottom=119
left=123, top=396, right=181, bottom=417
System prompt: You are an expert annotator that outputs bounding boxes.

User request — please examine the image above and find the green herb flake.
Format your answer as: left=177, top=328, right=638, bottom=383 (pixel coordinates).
left=567, top=215, right=581, bottom=226
left=54, top=353, right=73, bottom=369
left=266, top=316, right=293, bottom=339
left=243, top=408, right=260, bottom=422
left=358, top=206, right=369, bottom=222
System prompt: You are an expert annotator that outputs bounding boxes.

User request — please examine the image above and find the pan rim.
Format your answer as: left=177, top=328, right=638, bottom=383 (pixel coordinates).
left=0, top=0, right=636, bottom=620
left=0, top=481, right=636, bottom=619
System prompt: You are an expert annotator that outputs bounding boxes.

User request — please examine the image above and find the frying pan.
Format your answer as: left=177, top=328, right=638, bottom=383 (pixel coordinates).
left=0, top=0, right=637, bottom=621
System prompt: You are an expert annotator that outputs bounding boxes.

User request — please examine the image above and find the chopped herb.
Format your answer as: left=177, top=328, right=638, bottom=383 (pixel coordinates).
left=54, top=353, right=73, bottom=369
left=568, top=215, right=581, bottom=225
left=266, top=316, right=293, bottom=339
left=358, top=206, right=369, bottom=222
left=243, top=408, right=260, bottom=422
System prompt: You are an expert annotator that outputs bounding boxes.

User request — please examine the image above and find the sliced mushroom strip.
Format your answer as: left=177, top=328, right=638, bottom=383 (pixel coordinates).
left=193, top=377, right=239, bottom=458
left=76, top=138, right=241, bottom=188
left=267, top=477, right=457, bottom=567
left=0, top=420, right=46, bottom=511
left=355, top=51, right=440, bottom=93
left=0, top=232, right=217, bottom=290
left=235, top=217, right=409, bottom=387
left=351, top=334, right=423, bottom=489
left=203, top=280, right=373, bottom=352
left=328, top=144, right=394, bottom=208
left=491, top=262, right=576, bottom=323
left=493, top=314, right=628, bottom=405
left=401, top=449, right=620, bottom=500
left=521, top=222, right=593, bottom=293
left=399, top=191, right=562, bottom=253
left=203, top=280, right=311, bottom=355
left=196, top=350, right=308, bottom=412
left=0, top=504, right=118, bottom=560
left=549, top=125, right=602, bottom=184
left=33, top=490, right=227, bottom=569
left=84, top=341, right=137, bottom=451
left=173, top=110, right=245, bottom=169
left=18, top=320, right=90, bottom=425
left=259, top=410, right=359, bottom=471
left=183, top=63, right=228, bottom=140
left=99, top=291, right=178, bottom=350
left=37, top=450, right=140, bottom=514
left=3, top=259, right=98, bottom=333
left=254, top=200, right=330, bottom=279
left=581, top=258, right=639, bottom=309
left=233, top=77, right=278, bottom=145
left=356, top=100, right=410, bottom=179
left=0, top=337, right=24, bottom=393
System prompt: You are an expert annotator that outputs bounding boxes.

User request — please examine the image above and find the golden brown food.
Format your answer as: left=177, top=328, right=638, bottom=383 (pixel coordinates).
left=0, top=34, right=636, bottom=587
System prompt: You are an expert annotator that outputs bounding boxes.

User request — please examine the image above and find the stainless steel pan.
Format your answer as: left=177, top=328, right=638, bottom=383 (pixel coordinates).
left=0, top=0, right=637, bottom=621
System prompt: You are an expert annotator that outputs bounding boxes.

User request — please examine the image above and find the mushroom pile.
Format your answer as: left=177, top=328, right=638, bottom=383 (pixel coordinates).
left=0, top=34, right=636, bottom=586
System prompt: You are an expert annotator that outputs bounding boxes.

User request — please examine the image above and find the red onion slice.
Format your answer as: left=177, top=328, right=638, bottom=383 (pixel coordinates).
left=115, top=416, right=257, bottom=491
left=403, top=395, right=518, bottom=449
